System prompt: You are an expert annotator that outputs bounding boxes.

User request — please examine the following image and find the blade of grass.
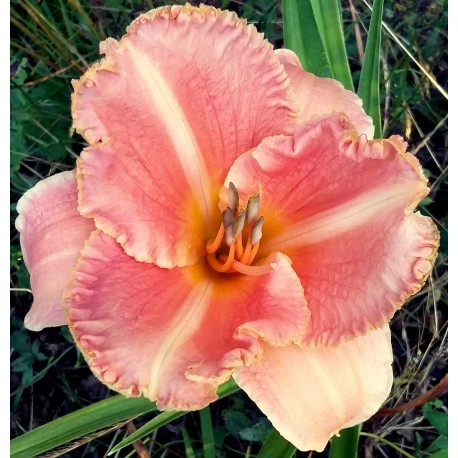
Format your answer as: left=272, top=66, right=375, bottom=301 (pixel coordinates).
left=109, top=378, right=240, bottom=455
left=200, top=406, right=215, bottom=458
left=256, top=429, right=296, bottom=458
left=10, top=41, right=59, bottom=71
left=361, top=0, right=448, bottom=100
left=310, top=0, right=354, bottom=90
left=357, top=0, right=384, bottom=137
left=18, top=0, right=88, bottom=70
left=282, top=0, right=332, bottom=78
left=182, top=428, right=197, bottom=458
left=10, top=12, right=61, bottom=70
left=10, top=395, right=157, bottom=458
left=360, top=432, right=416, bottom=458
left=68, top=0, right=106, bottom=42
left=329, top=424, right=361, bottom=458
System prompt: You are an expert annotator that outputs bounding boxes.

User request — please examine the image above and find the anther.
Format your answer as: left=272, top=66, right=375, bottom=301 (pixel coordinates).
left=246, top=194, right=260, bottom=226
left=250, top=216, right=264, bottom=245
left=222, top=207, right=235, bottom=245
left=233, top=210, right=246, bottom=240
left=228, top=182, right=239, bottom=213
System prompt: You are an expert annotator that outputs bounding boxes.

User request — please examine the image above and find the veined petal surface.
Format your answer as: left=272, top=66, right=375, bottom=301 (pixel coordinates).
left=66, top=231, right=309, bottom=410
left=73, top=5, right=298, bottom=268
left=222, top=115, right=439, bottom=345
left=234, top=326, right=393, bottom=452
left=15, top=171, right=95, bottom=331
left=275, top=49, right=374, bottom=138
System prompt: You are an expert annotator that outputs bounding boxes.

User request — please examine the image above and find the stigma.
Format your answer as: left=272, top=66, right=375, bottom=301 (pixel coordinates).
left=206, top=183, right=271, bottom=275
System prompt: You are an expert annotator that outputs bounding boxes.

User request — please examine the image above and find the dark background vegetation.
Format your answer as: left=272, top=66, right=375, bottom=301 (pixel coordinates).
left=10, top=0, right=447, bottom=456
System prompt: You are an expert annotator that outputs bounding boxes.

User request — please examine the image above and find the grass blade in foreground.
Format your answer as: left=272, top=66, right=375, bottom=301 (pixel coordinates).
left=108, top=378, right=240, bottom=455
left=257, top=429, right=296, bottom=458
left=310, top=0, right=354, bottom=90
left=200, top=406, right=216, bottom=458
left=357, top=0, right=384, bottom=138
left=329, top=424, right=361, bottom=458
left=282, top=0, right=332, bottom=78
left=10, top=395, right=157, bottom=458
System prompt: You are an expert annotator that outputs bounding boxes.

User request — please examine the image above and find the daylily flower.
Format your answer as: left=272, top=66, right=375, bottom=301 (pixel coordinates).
left=15, top=4, right=439, bottom=452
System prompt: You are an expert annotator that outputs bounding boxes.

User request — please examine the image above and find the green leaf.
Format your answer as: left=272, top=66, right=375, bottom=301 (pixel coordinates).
left=282, top=0, right=332, bottom=78
left=223, top=410, right=252, bottom=436
left=424, top=410, right=448, bottom=437
left=109, top=378, right=240, bottom=455
left=309, top=0, right=354, bottom=90
left=426, top=435, right=448, bottom=453
left=111, top=409, right=187, bottom=456
left=329, top=424, right=361, bottom=458
left=239, top=419, right=271, bottom=442
left=357, top=0, right=384, bottom=137
left=10, top=395, right=157, bottom=458
left=182, top=427, right=197, bottom=458
left=428, top=450, right=448, bottom=458
left=257, top=429, right=296, bottom=458
left=200, top=406, right=216, bottom=458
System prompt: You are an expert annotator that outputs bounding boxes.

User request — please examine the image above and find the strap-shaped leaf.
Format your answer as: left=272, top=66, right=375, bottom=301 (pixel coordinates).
left=11, top=379, right=239, bottom=458
left=10, top=395, right=156, bottom=458
left=257, top=429, right=296, bottom=458
left=282, top=0, right=332, bottom=78
left=357, top=0, right=384, bottom=137
left=310, top=0, right=354, bottom=90
left=329, top=424, right=361, bottom=458
left=108, top=378, right=239, bottom=455
left=200, top=406, right=216, bottom=458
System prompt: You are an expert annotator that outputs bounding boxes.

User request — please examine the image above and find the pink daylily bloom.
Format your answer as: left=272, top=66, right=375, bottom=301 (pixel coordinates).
left=15, top=5, right=439, bottom=452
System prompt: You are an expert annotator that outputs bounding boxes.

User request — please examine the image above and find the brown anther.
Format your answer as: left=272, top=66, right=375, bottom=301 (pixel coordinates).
left=246, top=194, right=260, bottom=226
left=222, top=207, right=235, bottom=245
left=228, top=182, right=239, bottom=213
left=250, top=217, right=264, bottom=244
left=233, top=210, right=246, bottom=239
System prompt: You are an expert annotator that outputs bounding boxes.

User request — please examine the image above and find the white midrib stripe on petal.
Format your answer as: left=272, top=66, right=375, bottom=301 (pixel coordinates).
left=147, top=281, right=213, bottom=396
left=125, top=42, right=212, bottom=223
left=265, top=182, right=424, bottom=251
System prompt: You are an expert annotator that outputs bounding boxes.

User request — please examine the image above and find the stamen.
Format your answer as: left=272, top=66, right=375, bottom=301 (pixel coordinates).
left=207, top=243, right=236, bottom=273
left=246, top=194, right=260, bottom=226
left=206, top=222, right=225, bottom=254
left=222, top=207, right=235, bottom=245
left=232, top=259, right=273, bottom=276
left=236, top=232, right=244, bottom=260
left=228, top=182, right=239, bottom=213
left=206, top=183, right=266, bottom=275
left=247, top=241, right=260, bottom=265
left=239, top=240, right=252, bottom=265
left=233, top=210, right=246, bottom=239
left=250, top=216, right=264, bottom=245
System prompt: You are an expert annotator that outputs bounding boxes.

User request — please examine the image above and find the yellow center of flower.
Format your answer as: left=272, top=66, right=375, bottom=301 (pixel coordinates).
left=206, top=183, right=270, bottom=276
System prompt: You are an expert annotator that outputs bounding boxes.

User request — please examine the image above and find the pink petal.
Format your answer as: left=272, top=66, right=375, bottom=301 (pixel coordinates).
left=222, top=115, right=439, bottom=345
left=233, top=326, right=393, bottom=452
left=72, top=5, right=298, bottom=268
left=15, top=171, right=95, bottom=331
left=275, top=49, right=374, bottom=138
left=66, top=231, right=309, bottom=409
left=289, top=212, right=438, bottom=346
